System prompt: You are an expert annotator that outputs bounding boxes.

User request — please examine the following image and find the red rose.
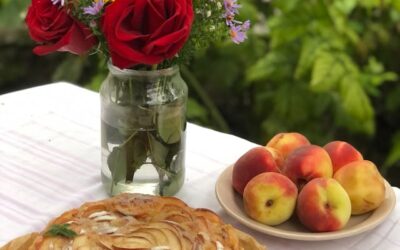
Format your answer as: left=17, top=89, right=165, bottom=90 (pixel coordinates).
left=26, top=0, right=96, bottom=55
left=102, top=0, right=194, bottom=69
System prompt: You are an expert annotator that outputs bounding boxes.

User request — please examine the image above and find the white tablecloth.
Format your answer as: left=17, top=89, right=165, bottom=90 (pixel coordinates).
left=0, top=83, right=399, bottom=250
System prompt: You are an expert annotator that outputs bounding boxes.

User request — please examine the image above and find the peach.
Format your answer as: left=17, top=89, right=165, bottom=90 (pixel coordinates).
left=266, top=132, right=310, bottom=159
left=334, top=160, right=385, bottom=215
left=243, top=172, right=298, bottom=226
left=232, top=147, right=279, bottom=195
left=324, top=141, right=363, bottom=173
left=282, top=145, right=333, bottom=189
left=265, top=146, right=285, bottom=169
left=296, top=178, right=351, bottom=232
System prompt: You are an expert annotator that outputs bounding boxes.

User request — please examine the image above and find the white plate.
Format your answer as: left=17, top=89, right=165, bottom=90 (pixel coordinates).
left=215, top=166, right=396, bottom=241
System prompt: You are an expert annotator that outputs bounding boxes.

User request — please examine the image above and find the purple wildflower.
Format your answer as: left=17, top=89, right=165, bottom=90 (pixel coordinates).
left=83, top=0, right=105, bottom=15
left=51, top=0, right=65, bottom=6
left=223, top=13, right=234, bottom=26
left=222, top=0, right=240, bottom=25
left=224, top=0, right=241, bottom=15
left=230, top=25, right=246, bottom=44
left=229, top=20, right=250, bottom=44
left=222, top=0, right=250, bottom=44
left=242, top=20, right=251, bottom=31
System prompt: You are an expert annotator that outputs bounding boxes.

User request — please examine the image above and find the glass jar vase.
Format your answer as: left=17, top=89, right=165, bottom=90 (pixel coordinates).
left=100, top=63, right=187, bottom=196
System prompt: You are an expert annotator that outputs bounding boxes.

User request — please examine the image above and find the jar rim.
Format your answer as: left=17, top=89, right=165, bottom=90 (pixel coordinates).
left=108, top=61, right=179, bottom=77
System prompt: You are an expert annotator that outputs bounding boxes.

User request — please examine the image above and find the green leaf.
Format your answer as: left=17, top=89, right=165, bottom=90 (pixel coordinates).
left=272, top=83, right=314, bottom=124
left=358, top=0, right=381, bottom=9
left=340, top=76, right=374, bottom=122
left=361, top=57, right=398, bottom=87
left=272, top=0, right=300, bottom=12
left=333, top=0, right=357, bottom=14
left=165, top=141, right=182, bottom=173
left=268, top=1, right=329, bottom=48
left=366, top=72, right=397, bottom=87
left=147, top=132, right=183, bottom=196
left=107, top=147, right=127, bottom=185
left=148, top=133, right=169, bottom=169
left=156, top=99, right=185, bottom=144
left=268, top=14, right=309, bottom=48
left=246, top=50, right=293, bottom=83
left=311, top=52, right=345, bottom=92
left=159, top=167, right=184, bottom=196
left=45, top=224, right=77, bottom=238
left=148, top=132, right=182, bottom=173
left=365, top=57, right=384, bottom=74
left=327, top=5, right=360, bottom=45
left=311, top=52, right=358, bottom=92
left=126, top=132, right=148, bottom=181
left=245, top=54, right=275, bottom=82
left=295, top=38, right=325, bottom=79
left=361, top=57, right=397, bottom=90
left=334, top=102, right=375, bottom=135
left=107, top=131, right=148, bottom=184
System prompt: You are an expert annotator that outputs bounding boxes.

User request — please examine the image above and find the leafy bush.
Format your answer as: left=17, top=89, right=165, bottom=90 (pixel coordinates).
left=187, top=0, right=400, bottom=184
left=1, top=0, right=400, bottom=184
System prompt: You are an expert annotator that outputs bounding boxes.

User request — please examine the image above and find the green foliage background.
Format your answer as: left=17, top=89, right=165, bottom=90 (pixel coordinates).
left=1, top=0, right=400, bottom=185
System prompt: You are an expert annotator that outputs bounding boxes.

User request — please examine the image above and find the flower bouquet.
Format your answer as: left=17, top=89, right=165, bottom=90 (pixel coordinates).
left=25, top=0, right=250, bottom=196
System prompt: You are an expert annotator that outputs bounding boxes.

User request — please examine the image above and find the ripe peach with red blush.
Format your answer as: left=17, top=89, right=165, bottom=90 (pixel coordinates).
left=266, top=132, right=310, bottom=160
left=231, top=132, right=386, bottom=233
left=296, top=177, right=351, bottom=232
left=324, top=140, right=363, bottom=173
left=282, top=145, right=333, bottom=189
left=232, top=147, right=279, bottom=195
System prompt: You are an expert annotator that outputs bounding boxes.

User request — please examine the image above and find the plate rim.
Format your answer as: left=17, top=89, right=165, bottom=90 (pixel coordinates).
left=215, top=165, right=397, bottom=241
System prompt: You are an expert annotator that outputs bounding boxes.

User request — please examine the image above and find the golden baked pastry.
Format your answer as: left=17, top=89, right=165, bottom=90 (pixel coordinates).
left=1, top=194, right=265, bottom=250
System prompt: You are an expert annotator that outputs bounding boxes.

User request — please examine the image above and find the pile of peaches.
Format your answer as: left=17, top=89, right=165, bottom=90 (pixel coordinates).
left=232, top=132, right=386, bottom=232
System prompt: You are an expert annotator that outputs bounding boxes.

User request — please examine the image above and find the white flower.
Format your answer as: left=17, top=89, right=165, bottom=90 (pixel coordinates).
left=51, top=0, right=65, bottom=6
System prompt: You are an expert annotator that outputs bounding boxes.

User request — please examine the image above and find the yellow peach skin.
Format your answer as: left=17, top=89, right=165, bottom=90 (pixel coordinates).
left=243, top=172, right=298, bottom=226
left=266, top=132, right=310, bottom=160
left=334, top=160, right=385, bottom=215
left=265, top=146, right=285, bottom=169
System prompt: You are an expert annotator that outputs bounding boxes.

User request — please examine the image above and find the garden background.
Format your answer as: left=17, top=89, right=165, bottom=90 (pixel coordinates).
left=1, top=0, right=400, bottom=185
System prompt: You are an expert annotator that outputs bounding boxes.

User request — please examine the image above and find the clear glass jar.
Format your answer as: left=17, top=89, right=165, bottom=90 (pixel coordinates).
left=100, top=63, right=187, bottom=196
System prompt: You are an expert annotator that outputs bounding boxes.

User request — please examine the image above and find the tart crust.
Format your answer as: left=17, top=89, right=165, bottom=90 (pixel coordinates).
left=1, top=194, right=265, bottom=250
